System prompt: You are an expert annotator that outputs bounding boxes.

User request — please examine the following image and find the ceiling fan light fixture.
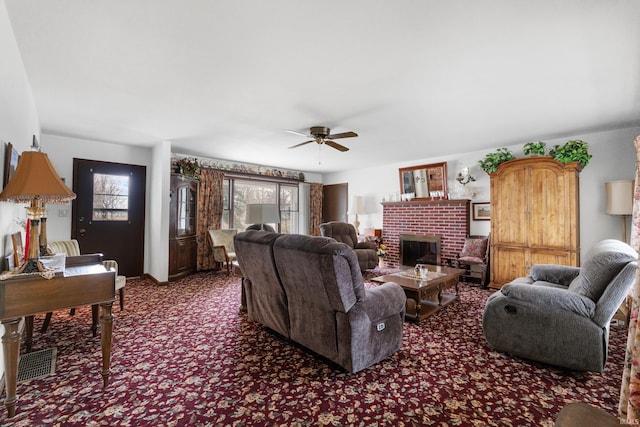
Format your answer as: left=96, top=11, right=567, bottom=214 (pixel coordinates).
left=287, top=125, right=358, bottom=152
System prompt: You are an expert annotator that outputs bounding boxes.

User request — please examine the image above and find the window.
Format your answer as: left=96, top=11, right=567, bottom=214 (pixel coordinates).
left=222, top=176, right=299, bottom=233
left=92, top=173, right=129, bottom=221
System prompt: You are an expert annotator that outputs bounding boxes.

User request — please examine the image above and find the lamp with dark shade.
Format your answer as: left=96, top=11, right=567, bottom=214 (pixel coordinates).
left=246, top=204, right=280, bottom=231
left=0, top=149, right=76, bottom=273
left=605, top=179, right=634, bottom=242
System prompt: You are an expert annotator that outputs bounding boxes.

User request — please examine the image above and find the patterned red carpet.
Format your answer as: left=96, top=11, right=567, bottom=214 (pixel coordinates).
left=2, top=269, right=625, bottom=426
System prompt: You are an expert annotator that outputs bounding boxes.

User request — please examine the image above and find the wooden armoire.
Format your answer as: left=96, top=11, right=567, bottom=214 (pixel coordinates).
left=169, top=173, right=199, bottom=281
left=489, top=157, right=581, bottom=289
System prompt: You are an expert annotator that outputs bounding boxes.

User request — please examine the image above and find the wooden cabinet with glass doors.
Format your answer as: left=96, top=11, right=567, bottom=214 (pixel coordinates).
left=169, top=174, right=199, bottom=281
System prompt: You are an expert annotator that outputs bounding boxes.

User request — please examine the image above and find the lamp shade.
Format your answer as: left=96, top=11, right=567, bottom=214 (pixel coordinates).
left=246, top=204, right=280, bottom=224
left=605, top=180, right=633, bottom=215
left=349, top=196, right=364, bottom=215
left=0, top=151, right=76, bottom=203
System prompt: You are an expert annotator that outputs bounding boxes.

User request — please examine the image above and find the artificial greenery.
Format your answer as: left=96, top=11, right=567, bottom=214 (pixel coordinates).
left=175, top=157, right=201, bottom=178
left=548, top=140, right=592, bottom=168
left=523, top=141, right=546, bottom=156
left=479, top=140, right=592, bottom=173
left=478, top=148, right=515, bottom=173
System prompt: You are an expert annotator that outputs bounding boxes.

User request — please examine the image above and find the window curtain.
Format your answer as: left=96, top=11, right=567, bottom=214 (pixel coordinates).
left=196, top=168, right=225, bottom=271
left=619, top=135, right=640, bottom=421
left=309, top=182, right=323, bottom=236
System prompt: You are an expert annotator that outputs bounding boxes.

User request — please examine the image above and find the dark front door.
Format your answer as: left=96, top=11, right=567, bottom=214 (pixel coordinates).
left=322, top=183, right=348, bottom=223
left=71, top=158, right=146, bottom=277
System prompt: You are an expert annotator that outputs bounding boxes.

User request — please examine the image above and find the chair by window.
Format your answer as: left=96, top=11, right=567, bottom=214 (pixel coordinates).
left=456, top=235, right=489, bottom=287
left=208, top=229, right=237, bottom=275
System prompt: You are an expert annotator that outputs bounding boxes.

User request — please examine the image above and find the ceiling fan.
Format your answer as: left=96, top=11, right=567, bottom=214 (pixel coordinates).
left=287, top=126, right=358, bottom=152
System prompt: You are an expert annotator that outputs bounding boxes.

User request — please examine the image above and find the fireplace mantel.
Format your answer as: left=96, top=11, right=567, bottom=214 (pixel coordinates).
left=381, top=199, right=470, bottom=208
left=382, top=199, right=470, bottom=267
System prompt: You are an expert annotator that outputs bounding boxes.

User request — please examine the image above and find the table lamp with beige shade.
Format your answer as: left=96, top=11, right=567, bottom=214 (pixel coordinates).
left=605, top=179, right=634, bottom=243
left=0, top=147, right=76, bottom=273
left=246, top=203, right=280, bottom=231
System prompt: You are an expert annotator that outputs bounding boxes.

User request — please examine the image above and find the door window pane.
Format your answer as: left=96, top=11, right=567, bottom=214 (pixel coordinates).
left=92, top=173, right=129, bottom=221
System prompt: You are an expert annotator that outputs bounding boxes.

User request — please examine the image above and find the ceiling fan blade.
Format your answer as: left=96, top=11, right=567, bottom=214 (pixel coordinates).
left=284, top=129, right=309, bottom=137
left=325, top=140, right=350, bottom=152
left=326, top=131, right=358, bottom=139
left=288, top=140, right=314, bottom=149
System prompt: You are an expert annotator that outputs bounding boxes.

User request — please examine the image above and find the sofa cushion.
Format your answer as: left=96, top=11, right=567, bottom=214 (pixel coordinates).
left=567, top=239, right=638, bottom=301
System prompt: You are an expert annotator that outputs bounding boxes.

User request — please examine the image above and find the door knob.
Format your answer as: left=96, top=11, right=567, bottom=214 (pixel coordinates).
left=79, top=228, right=86, bottom=236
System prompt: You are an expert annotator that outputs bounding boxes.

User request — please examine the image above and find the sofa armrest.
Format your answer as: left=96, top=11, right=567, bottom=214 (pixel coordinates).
left=361, top=282, right=406, bottom=321
left=529, top=264, right=580, bottom=287
left=354, top=241, right=377, bottom=250
left=501, top=283, right=595, bottom=318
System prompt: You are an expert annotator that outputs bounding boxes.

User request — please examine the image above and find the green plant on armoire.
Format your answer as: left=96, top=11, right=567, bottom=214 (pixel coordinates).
left=549, top=140, right=592, bottom=168
left=478, top=148, right=515, bottom=173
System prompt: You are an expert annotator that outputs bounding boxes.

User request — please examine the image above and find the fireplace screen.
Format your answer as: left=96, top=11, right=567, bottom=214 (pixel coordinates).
left=399, top=234, right=441, bottom=266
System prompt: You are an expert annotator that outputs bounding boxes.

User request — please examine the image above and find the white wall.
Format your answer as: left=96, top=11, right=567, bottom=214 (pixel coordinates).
left=324, top=127, right=640, bottom=259
left=0, top=0, right=41, bottom=388
left=148, top=141, right=171, bottom=282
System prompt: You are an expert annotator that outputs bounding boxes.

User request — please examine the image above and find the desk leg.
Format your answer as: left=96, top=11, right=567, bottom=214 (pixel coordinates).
left=1, top=319, right=21, bottom=418
left=91, top=304, right=99, bottom=338
left=99, top=302, right=113, bottom=387
left=24, top=316, right=33, bottom=353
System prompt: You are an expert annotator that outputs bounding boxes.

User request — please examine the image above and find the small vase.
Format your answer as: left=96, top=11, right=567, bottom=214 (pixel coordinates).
left=378, top=257, right=385, bottom=269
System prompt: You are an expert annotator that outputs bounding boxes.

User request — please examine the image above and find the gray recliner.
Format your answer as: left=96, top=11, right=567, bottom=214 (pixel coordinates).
left=483, top=239, right=638, bottom=372
left=319, top=221, right=378, bottom=271
left=234, top=230, right=406, bottom=373
left=234, top=231, right=290, bottom=338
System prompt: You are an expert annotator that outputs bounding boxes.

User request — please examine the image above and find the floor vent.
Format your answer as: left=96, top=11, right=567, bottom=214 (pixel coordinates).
left=17, top=347, right=57, bottom=383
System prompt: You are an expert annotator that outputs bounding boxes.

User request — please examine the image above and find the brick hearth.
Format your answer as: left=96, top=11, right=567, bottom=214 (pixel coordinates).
left=381, top=199, right=470, bottom=267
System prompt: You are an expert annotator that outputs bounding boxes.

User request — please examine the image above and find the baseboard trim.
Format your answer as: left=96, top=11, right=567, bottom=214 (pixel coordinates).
left=143, top=273, right=169, bottom=286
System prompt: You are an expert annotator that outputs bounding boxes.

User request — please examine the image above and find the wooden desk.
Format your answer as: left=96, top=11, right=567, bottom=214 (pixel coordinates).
left=0, top=254, right=115, bottom=418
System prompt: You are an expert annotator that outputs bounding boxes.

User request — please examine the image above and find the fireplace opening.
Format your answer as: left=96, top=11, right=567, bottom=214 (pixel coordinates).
left=399, top=234, right=441, bottom=267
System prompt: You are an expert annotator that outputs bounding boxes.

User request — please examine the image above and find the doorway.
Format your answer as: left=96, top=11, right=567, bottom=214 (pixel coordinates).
left=71, top=159, right=146, bottom=277
left=322, top=183, right=348, bottom=223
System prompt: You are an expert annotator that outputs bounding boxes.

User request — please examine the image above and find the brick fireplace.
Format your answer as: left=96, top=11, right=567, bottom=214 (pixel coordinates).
left=381, top=199, right=470, bottom=267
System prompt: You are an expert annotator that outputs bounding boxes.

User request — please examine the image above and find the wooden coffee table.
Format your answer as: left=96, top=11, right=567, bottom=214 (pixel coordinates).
left=371, top=265, right=464, bottom=322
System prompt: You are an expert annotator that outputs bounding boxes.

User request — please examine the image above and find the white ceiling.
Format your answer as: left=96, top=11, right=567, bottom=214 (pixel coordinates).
left=5, top=0, right=640, bottom=173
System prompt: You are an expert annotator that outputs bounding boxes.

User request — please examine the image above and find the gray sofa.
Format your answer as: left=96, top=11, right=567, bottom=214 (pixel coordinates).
left=483, top=239, right=638, bottom=372
left=234, top=230, right=406, bottom=373
left=319, top=221, right=378, bottom=271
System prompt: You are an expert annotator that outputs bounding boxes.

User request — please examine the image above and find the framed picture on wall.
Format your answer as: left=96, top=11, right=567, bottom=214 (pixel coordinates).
left=3, top=142, right=19, bottom=188
left=472, top=202, right=491, bottom=221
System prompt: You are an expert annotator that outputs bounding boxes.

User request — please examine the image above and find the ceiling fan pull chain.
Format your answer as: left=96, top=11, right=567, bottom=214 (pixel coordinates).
left=318, top=144, right=322, bottom=165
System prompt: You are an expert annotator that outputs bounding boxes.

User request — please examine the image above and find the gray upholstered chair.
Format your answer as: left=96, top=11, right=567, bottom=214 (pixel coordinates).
left=483, top=239, right=638, bottom=372
left=246, top=224, right=276, bottom=232
left=208, top=229, right=237, bottom=275
left=234, top=230, right=406, bottom=373
left=234, top=231, right=290, bottom=338
left=319, top=221, right=378, bottom=271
